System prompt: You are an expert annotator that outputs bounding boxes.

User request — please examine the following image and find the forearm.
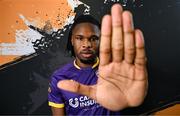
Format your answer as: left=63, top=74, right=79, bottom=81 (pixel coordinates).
left=51, top=107, right=65, bottom=116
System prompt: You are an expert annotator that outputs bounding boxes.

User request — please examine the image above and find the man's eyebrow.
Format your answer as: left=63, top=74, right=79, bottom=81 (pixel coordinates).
left=90, top=35, right=100, bottom=39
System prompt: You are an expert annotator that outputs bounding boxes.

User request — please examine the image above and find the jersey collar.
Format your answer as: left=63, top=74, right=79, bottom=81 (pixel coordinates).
left=74, top=57, right=99, bottom=70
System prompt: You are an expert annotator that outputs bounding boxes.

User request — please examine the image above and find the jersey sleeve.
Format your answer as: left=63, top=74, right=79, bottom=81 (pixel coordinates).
left=48, top=74, right=65, bottom=108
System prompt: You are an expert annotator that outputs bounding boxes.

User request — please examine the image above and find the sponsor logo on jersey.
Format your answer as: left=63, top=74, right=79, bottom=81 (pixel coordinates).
left=69, top=96, right=97, bottom=108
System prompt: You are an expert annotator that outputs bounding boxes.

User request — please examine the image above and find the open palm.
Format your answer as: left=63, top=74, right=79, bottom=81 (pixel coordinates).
left=58, top=4, right=148, bottom=111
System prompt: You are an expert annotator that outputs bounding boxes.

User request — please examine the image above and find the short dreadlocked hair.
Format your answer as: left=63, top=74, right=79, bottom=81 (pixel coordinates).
left=66, top=14, right=101, bottom=57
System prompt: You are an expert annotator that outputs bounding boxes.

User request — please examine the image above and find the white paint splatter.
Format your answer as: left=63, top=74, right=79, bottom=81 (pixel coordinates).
left=67, top=0, right=90, bottom=14
left=19, top=14, right=32, bottom=26
left=0, top=29, right=42, bottom=55
left=104, top=0, right=120, bottom=4
left=0, top=14, right=76, bottom=55
left=83, top=4, right=91, bottom=14
left=104, top=0, right=128, bottom=6
left=67, top=0, right=83, bottom=11
left=64, top=15, right=75, bottom=26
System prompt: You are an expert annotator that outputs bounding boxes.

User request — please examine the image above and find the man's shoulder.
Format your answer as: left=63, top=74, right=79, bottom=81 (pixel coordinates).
left=53, top=61, right=75, bottom=76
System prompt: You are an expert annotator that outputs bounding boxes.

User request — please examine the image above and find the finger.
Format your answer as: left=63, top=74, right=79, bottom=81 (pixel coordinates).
left=111, top=4, right=124, bottom=62
left=134, top=29, right=146, bottom=68
left=123, top=11, right=135, bottom=64
left=57, top=80, right=96, bottom=100
left=99, top=15, right=112, bottom=66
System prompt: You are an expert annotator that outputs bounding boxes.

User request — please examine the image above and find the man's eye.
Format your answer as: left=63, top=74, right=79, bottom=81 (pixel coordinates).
left=90, top=36, right=99, bottom=41
left=75, top=36, right=83, bottom=40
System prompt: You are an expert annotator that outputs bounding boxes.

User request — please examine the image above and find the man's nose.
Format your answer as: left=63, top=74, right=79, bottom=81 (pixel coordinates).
left=82, top=39, right=91, bottom=48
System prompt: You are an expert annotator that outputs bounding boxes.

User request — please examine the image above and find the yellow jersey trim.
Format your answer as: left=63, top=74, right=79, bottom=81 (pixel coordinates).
left=92, top=57, right=99, bottom=68
left=74, top=60, right=81, bottom=69
left=74, top=57, right=99, bottom=70
left=48, top=102, right=65, bottom=108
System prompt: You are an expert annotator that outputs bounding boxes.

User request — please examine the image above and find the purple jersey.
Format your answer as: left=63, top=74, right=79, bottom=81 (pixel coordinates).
left=48, top=58, right=121, bottom=115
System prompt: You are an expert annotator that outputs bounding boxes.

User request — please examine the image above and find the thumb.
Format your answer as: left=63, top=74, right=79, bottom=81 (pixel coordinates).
left=57, top=80, right=97, bottom=100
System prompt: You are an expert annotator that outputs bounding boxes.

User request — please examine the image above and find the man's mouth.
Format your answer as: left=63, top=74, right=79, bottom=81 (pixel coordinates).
left=80, top=51, right=94, bottom=58
left=81, top=53, right=93, bottom=58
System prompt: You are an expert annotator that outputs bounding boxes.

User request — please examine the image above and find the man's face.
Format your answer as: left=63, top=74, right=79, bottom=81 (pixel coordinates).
left=71, top=22, right=100, bottom=64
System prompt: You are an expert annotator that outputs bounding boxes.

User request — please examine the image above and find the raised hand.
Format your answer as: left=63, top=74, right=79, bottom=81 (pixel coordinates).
left=58, top=4, right=148, bottom=111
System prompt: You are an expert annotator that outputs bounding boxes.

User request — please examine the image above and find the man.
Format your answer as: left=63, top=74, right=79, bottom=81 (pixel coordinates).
left=48, top=4, right=148, bottom=115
